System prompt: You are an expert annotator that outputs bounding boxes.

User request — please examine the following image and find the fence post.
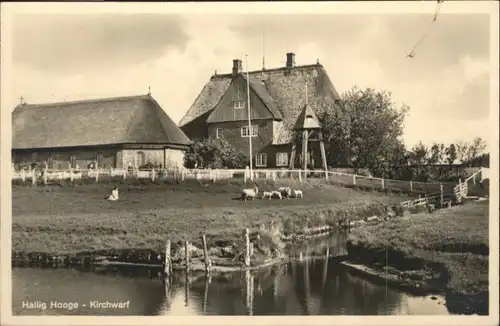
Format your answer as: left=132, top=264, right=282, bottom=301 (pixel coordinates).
left=352, top=174, right=356, bottom=185
left=32, top=169, right=36, bottom=186
left=381, top=178, right=385, bottom=190
left=151, top=168, right=155, bottom=182
left=181, top=168, right=185, bottom=181
left=185, top=240, right=190, bottom=273
left=70, top=168, right=74, bottom=182
left=272, top=171, right=276, bottom=182
left=439, top=183, right=444, bottom=207
left=213, top=169, right=217, bottom=183
left=95, top=169, right=99, bottom=183
left=21, top=169, right=26, bottom=182
left=409, top=181, right=413, bottom=193
left=164, top=240, right=172, bottom=277
left=298, top=170, right=303, bottom=182
left=244, top=167, right=249, bottom=183
left=243, top=228, right=250, bottom=267
left=201, top=234, right=211, bottom=274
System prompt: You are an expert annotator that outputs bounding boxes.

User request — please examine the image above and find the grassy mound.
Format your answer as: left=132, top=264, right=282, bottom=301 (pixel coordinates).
left=12, top=180, right=410, bottom=264
left=347, top=201, right=489, bottom=300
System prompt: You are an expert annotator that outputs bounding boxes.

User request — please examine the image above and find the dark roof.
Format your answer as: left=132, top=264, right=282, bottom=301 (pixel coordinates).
left=245, top=76, right=283, bottom=120
left=179, top=63, right=342, bottom=144
left=12, top=94, right=191, bottom=149
left=293, top=103, right=321, bottom=130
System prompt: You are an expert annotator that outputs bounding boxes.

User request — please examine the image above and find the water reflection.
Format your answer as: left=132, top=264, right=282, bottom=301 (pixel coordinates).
left=12, top=234, right=450, bottom=316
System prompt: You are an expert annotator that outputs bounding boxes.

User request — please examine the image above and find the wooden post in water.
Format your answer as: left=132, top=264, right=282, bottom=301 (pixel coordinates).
left=164, top=240, right=171, bottom=277
left=185, top=240, right=190, bottom=272
left=440, top=183, right=444, bottom=208
left=304, top=249, right=311, bottom=315
left=184, top=269, right=190, bottom=307
left=322, top=247, right=329, bottom=288
left=201, top=234, right=211, bottom=274
left=203, top=275, right=210, bottom=313
left=243, top=229, right=251, bottom=267
left=245, top=270, right=254, bottom=316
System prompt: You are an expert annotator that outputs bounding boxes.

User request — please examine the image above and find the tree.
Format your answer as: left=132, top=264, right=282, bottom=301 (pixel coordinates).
left=444, top=143, right=457, bottom=165
left=428, top=142, right=445, bottom=164
left=455, top=140, right=469, bottom=163
left=409, top=141, right=429, bottom=165
left=184, top=138, right=249, bottom=169
left=318, top=86, right=410, bottom=178
left=466, top=137, right=487, bottom=162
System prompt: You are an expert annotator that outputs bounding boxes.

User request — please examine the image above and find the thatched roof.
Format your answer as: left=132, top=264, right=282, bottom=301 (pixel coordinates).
left=179, top=60, right=342, bottom=144
left=12, top=94, right=191, bottom=150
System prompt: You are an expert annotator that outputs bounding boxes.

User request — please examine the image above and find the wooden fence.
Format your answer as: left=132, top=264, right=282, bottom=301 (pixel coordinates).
left=11, top=166, right=461, bottom=196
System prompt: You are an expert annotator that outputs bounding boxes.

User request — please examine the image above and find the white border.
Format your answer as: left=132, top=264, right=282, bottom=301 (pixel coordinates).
left=1, top=1, right=498, bottom=326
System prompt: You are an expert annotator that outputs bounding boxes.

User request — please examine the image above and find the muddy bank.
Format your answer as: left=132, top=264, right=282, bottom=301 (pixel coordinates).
left=345, top=242, right=489, bottom=315
left=12, top=199, right=400, bottom=270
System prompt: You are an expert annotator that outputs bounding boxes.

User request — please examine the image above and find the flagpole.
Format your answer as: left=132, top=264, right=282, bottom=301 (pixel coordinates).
left=246, top=54, right=253, bottom=180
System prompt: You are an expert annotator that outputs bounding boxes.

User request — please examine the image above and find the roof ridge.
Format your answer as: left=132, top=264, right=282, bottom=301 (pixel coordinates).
left=17, top=94, right=151, bottom=108
left=211, top=63, right=323, bottom=80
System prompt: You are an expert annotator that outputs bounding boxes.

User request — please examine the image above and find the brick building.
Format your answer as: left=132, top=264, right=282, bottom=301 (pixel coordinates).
left=179, top=52, right=342, bottom=168
left=12, top=94, right=191, bottom=170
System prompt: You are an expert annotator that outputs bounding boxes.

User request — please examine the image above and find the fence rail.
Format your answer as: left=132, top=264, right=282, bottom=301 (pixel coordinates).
left=12, top=166, right=464, bottom=196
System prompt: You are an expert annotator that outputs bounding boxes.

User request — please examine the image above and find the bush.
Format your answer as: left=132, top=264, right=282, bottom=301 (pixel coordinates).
left=184, top=138, right=249, bottom=169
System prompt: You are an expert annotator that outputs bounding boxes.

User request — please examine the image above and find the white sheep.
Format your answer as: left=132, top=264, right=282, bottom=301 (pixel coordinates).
left=278, top=186, right=292, bottom=199
left=241, top=186, right=259, bottom=201
left=293, top=189, right=303, bottom=199
left=261, top=191, right=273, bottom=200
left=271, top=191, right=283, bottom=200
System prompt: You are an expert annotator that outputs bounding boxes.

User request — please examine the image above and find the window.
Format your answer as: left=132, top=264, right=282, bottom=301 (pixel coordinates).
left=233, top=100, right=245, bottom=110
left=46, top=155, right=53, bottom=169
left=135, top=151, right=146, bottom=168
left=69, top=155, right=77, bottom=169
left=276, top=152, right=289, bottom=167
left=241, top=125, right=258, bottom=138
left=96, top=153, right=104, bottom=168
left=216, top=128, right=223, bottom=139
left=255, top=153, right=267, bottom=167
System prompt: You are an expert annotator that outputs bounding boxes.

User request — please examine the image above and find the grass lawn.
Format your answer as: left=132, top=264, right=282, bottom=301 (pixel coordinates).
left=12, top=178, right=411, bottom=256
left=347, top=201, right=489, bottom=295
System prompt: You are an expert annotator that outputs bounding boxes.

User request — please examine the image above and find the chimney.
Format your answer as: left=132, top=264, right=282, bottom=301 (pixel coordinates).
left=232, top=59, right=243, bottom=75
left=286, top=52, right=295, bottom=68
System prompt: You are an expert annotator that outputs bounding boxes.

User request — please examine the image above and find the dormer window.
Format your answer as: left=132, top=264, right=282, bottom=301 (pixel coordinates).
left=233, top=100, right=245, bottom=110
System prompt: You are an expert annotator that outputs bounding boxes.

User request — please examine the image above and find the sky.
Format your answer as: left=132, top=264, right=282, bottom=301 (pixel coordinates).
left=5, top=3, right=496, bottom=150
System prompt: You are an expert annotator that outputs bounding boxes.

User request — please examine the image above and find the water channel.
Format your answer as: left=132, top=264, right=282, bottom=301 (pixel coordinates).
left=12, top=233, right=450, bottom=316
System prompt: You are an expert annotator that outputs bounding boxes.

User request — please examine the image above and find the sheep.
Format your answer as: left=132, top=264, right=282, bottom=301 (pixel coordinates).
left=241, top=186, right=259, bottom=201
left=278, top=186, right=292, bottom=199
left=271, top=191, right=283, bottom=200
left=293, top=189, right=303, bottom=199
left=261, top=191, right=273, bottom=200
